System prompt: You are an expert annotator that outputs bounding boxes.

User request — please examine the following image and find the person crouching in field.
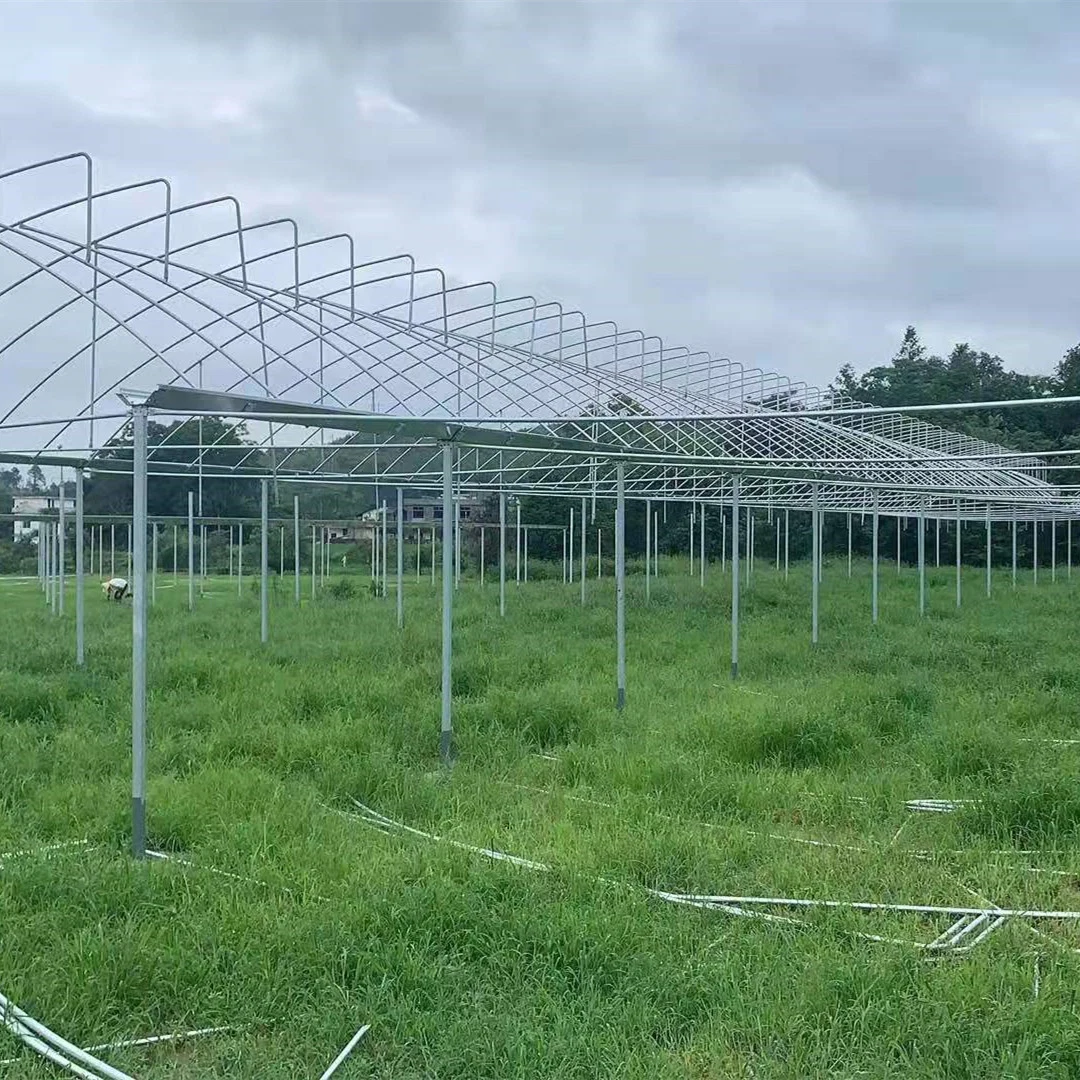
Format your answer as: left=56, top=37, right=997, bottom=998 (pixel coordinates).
left=101, top=577, right=130, bottom=601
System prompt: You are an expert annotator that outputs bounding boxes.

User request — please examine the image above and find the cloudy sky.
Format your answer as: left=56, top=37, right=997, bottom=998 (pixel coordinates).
left=2, top=0, right=1079, bottom=393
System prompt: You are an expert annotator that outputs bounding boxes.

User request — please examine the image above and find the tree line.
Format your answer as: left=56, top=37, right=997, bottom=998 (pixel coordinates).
left=4, top=327, right=1079, bottom=572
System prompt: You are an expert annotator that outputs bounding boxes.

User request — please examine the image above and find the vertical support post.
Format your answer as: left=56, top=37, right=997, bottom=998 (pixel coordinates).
left=396, top=488, right=404, bottom=629
left=811, top=486, right=820, bottom=645
left=721, top=512, right=726, bottom=574
left=499, top=490, right=507, bottom=617
left=689, top=504, right=694, bottom=578
left=58, top=482, right=65, bottom=616
left=382, top=500, right=389, bottom=598
left=294, top=496, right=300, bottom=605
left=311, top=525, right=317, bottom=598
left=110, top=524, right=115, bottom=577
left=986, top=512, right=992, bottom=598
left=47, top=523, right=54, bottom=612
left=581, top=497, right=587, bottom=605
left=747, top=510, right=754, bottom=583
left=935, top=518, right=941, bottom=568
left=172, top=525, right=177, bottom=577
left=653, top=509, right=659, bottom=578
left=453, top=496, right=461, bottom=590
left=524, top=527, right=529, bottom=582
left=370, top=517, right=376, bottom=582
left=151, top=523, right=158, bottom=607
left=596, top=528, right=601, bottom=579
left=131, top=403, right=149, bottom=859
left=75, top=468, right=84, bottom=666
left=187, top=492, right=195, bottom=612
left=816, top=510, right=822, bottom=584
left=1053, top=518, right=1058, bottom=583
left=896, top=516, right=901, bottom=574
left=1069, top=518, right=1073, bottom=580
left=440, top=444, right=454, bottom=764
left=956, top=502, right=962, bottom=608
left=731, top=475, right=740, bottom=680
left=237, top=523, right=244, bottom=597
left=615, top=462, right=626, bottom=711
left=784, top=508, right=790, bottom=581
left=917, top=501, right=926, bottom=617
left=1033, top=520, right=1038, bottom=586
left=872, top=492, right=879, bottom=624
left=89, top=525, right=94, bottom=586
left=775, top=516, right=780, bottom=571
left=645, top=499, right=651, bottom=602
left=847, top=512, right=852, bottom=577
left=515, top=502, right=522, bottom=584
left=279, top=527, right=284, bottom=579
left=1012, top=515, right=1017, bottom=588
left=431, top=527, right=436, bottom=584
left=700, top=503, right=705, bottom=587
left=260, top=480, right=269, bottom=644
left=417, top=527, right=422, bottom=582
left=569, top=507, right=575, bottom=585
left=559, top=528, right=564, bottom=585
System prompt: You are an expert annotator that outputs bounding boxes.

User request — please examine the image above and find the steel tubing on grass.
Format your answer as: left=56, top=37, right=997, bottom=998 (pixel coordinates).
left=0, top=990, right=135, bottom=1080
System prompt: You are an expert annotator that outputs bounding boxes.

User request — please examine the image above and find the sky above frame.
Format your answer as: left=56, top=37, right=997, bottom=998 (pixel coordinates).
left=2, top=0, right=1079, bottom=401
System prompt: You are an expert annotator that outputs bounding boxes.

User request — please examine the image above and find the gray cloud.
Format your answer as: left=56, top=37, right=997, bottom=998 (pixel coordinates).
left=2, top=0, right=1080, bottom=434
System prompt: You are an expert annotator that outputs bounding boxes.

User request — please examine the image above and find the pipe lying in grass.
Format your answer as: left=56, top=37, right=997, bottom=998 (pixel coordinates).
left=0, top=839, right=90, bottom=866
left=497, top=780, right=875, bottom=855
left=2, top=1015, right=107, bottom=1080
left=347, top=801, right=550, bottom=871
left=907, top=799, right=975, bottom=813
left=0, top=990, right=135, bottom=1080
left=501, top=781, right=1080, bottom=882
left=663, top=893, right=1080, bottom=920
left=147, top=849, right=333, bottom=904
left=0, top=1025, right=236, bottom=1068
left=318, top=1024, right=370, bottom=1080
left=338, top=799, right=1033, bottom=954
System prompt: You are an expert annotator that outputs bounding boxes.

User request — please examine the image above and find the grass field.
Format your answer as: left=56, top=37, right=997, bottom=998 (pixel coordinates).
left=3, top=555, right=1080, bottom=1078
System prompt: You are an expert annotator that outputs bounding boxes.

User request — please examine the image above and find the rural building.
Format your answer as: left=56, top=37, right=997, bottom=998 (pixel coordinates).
left=360, top=495, right=486, bottom=528
left=11, top=495, right=75, bottom=541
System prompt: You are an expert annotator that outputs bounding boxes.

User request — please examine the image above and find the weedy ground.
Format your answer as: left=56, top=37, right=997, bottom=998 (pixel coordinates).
left=2, top=556, right=1080, bottom=1078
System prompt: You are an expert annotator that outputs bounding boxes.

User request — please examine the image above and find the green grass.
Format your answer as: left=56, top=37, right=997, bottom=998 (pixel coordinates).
left=2, top=558, right=1080, bottom=1077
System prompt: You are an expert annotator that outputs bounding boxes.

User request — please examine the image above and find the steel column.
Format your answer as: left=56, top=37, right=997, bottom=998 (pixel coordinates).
left=871, top=492, right=879, bottom=624
left=187, top=493, right=195, bottom=611
left=260, top=480, right=269, bottom=644
left=75, top=468, right=84, bottom=666
left=440, top=444, right=454, bottom=764
left=811, top=489, right=820, bottom=644
left=917, top=502, right=926, bottom=617
left=956, top=503, right=962, bottom=608
left=396, top=488, right=404, bottom=629
left=731, top=475, right=740, bottom=680
left=499, top=490, right=507, bottom=617
left=57, top=482, right=65, bottom=616
left=615, top=462, right=626, bottom=711
left=294, top=496, right=300, bottom=605
left=131, top=404, right=149, bottom=859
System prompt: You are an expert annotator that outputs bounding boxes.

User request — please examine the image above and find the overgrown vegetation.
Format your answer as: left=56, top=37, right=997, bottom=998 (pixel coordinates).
left=2, top=559, right=1080, bottom=1076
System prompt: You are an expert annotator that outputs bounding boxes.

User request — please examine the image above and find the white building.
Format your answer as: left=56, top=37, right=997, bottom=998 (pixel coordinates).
left=12, top=495, right=75, bottom=542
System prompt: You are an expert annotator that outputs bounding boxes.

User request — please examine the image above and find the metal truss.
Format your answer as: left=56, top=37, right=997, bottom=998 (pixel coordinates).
left=1, top=152, right=1076, bottom=520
